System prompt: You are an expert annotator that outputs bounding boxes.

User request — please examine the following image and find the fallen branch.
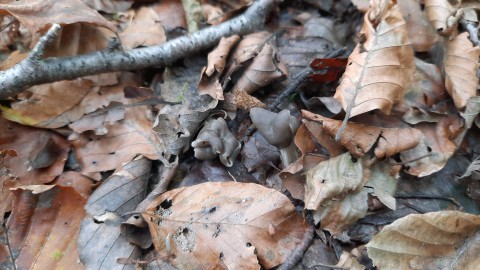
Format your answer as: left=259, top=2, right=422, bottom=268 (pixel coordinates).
left=0, top=0, right=275, bottom=99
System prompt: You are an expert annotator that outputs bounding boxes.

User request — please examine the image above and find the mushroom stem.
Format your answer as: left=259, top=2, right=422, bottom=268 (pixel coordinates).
left=279, top=142, right=299, bottom=168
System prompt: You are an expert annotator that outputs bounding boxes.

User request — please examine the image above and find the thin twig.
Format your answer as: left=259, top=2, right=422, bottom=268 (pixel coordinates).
left=0, top=0, right=276, bottom=99
left=393, top=153, right=432, bottom=165
left=1, top=224, right=17, bottom=270
left=396, top=194, right=461, bottom=208
left=269, top=47, right=347, bottom=111
left=136, top=162, right=179, bottom=212
left=277, top=212, right=315, bottom=270
left=310, top=263, right=348, bottom=270
left=28, top=23, right=61, bottom=62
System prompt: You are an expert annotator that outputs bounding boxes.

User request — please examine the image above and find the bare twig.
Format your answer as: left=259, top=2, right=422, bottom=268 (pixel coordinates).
left=0, top=0, right=276, bottom=99
left=269, top=47, right=347, bottom=111
left=1, top=224, right=17, bottom=270
left=277, top=212, right=315, bottom=270
left=396, top=194, right=461, bottom=208
left=28, top=23, right=61, bottom=62
left=393, top=153, right=432, bottom=165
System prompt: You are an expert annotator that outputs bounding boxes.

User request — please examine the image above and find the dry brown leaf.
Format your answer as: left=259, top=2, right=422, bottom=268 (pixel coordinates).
left=201, top=4, right=224, bottom=25
left=313, top=188, right=370, bottom=237
left=1, top=79, right=93, bottom=128
left=444, top=32, right=480, bottom=109
left=0, top=0, right=116, bottom=34
left=424, top=0, right=461, bottom=35
left=81, top=0, right=132, bottom=13
left=0, top=185, right=86, bottom=270
left=71, top=106, right=161, bottom=174
left=51, top=171, right=94, bottom=198
left=400, top=115, right=462, bottom=177
left=153, top=0, right=187, bottom=32
left=198, top=35, right=240, bottom=100
left=143, top=181, right=307, bottom=270
left=461, top=96, right=480, bottom=129
left=44, top=23, right=111, bottom=57
left=120, top=7, right=167, bottom=50
left=231, top=44, right=287, bottom=94
left=369, top=162, right=399, bottom=210
left=367, top=211, right=480, bottom=270
left=398, top=0, right=439, bottom=52
left=0, top=118, right=69, bottom=223
left=351, top=0, right=370, bottom=12
left=222, top=31, right=270, bottom=85
left=302, top=110, right=422, bottom=158
left=305, top=152, right=367, bottom=210
left=334, top=1, right=414, bottom=118
left=312, top=160, right=399, bottom=236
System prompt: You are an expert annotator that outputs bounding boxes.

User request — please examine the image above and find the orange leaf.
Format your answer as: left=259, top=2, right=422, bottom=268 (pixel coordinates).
left=143, top=182, right=307, bottom=270
left=334, top=1, right=414, bottom=118
left=444, top=32, right=480, bottom=109
left=0, top=0, right=116, bottom=34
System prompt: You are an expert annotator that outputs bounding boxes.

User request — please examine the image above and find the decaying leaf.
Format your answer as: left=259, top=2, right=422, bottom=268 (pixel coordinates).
left=424, top=0, right=462, bottom=35
left=222, top=31, right=270, bottom=84
left=71, top=106, right=161, bottom=174
left=334, top=1, right=414, bottom=118
left=198, top=35, right=240, bottom=100
left=305, top=152, right=367, bottom=210
left=0, top=0, right=116, bottom=34
left=120, top=7, right=167, bottom=50
left=302, top=110, right=422, bottom=158
left=398, top=0, right=438, bottom=52
left=1, top=79, right=93, bottom=128
left=400, top=115, right=462, bottom=177
left=143, top=182, right=307, bottom=269
left=78, top=157, right=151, bottom=269
left=367, top=211, right=480, bottom=270
left=0, top=185, right=86, bottom=270
left=0, top=118, right=69, bottom=223
left=461, top=97, right=480, bottom=129
left=231, top=44, right=287, bottom=94
left=81, top=0, right=133, bottom=13
left=444, top=32, right=480, bottom=109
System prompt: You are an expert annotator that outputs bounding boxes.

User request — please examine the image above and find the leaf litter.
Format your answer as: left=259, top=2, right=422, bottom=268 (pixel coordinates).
left=0, top=0, right=479, bottom=269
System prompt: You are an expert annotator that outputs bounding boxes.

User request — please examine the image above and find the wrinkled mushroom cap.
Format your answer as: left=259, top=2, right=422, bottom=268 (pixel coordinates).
left=249, top=107, right=299, bottom=149
left=191, top=118, right=241, bottom=167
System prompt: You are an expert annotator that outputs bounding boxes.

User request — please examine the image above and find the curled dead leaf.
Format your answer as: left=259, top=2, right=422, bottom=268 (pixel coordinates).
left=302, top=110, right=422, bottom=158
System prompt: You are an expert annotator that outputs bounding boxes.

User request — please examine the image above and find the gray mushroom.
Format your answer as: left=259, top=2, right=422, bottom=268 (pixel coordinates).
left=249, top=107, right=300, bottom=168
left=191, top=117, right=241, bottom=167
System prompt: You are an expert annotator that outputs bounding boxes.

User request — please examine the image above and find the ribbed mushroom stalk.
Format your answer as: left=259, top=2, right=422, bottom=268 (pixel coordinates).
left=250, top=107, right=300, bottom=168
left=191, top=117, right=241, bottom=167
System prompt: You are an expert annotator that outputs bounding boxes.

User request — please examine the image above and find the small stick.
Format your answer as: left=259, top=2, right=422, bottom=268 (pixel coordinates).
left=396, top=194, right=461, bottom=208
left=1, top=224, right=17, bottom=270
left=277, top=211, right=315, bottom=270
left=28, top=24, right=61, bottom=62
left=392, top=153, right=432, bottom=165
left=269, top=47, right=347, bottom=111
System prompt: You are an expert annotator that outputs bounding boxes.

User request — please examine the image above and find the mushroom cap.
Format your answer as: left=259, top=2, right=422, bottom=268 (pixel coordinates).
left=191, top=118, right=241, bottom=167
left=249, top=107, right=299, bottom=149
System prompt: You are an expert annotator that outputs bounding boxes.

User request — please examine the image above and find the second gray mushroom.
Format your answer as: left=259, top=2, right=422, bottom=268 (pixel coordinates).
left=249, top=107, right=300, bottom=168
